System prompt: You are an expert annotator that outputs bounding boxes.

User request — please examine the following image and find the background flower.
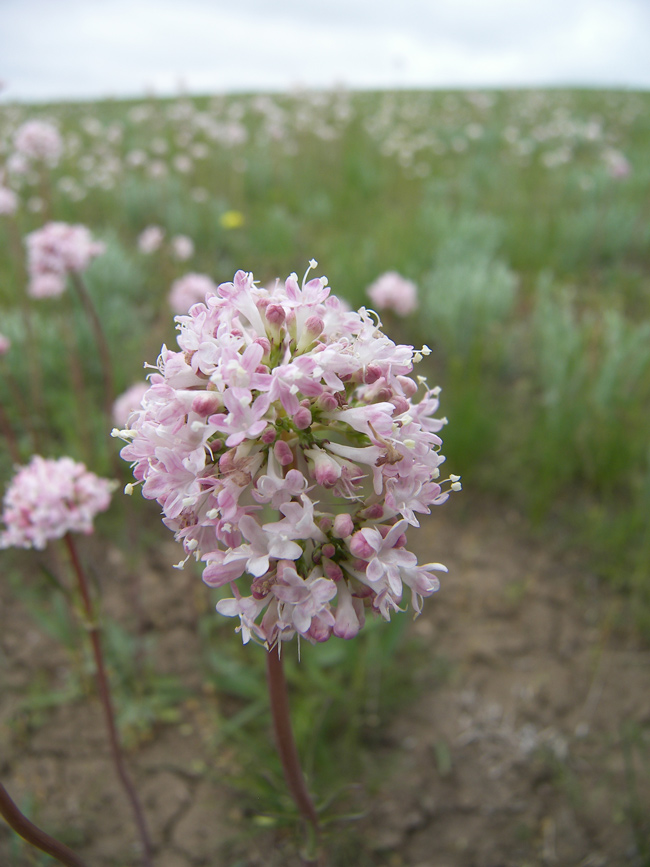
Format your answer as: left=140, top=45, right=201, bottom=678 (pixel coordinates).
left=0, top=456, right=115, bottom=550
left=366, top=271, right=418, bottom=316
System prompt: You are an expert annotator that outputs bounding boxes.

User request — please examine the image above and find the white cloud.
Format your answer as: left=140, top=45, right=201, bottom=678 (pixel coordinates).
left=1, top=0, right=649, bottom=101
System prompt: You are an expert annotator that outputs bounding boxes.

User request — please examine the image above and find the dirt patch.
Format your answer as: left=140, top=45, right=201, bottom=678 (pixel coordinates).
left=1, top=499, right=649, bottom=866
left=362, top=502, right=650, bottom=866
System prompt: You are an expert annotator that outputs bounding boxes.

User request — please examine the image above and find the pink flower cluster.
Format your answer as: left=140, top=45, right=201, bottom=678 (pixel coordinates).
left=13, top=120, right=63, bottom=166
left=0, top=184, right=18, bottom=216
left=117, top=264, right=458, bottom=647
left=169, top=273, right=218, bottom=314
left=137, top=227, right=195, bottom=261
left=0, top=456, right=114, bottom=550
left=171, top=235, right=194, bottom=261
left=25, top=222, right=106, bottom=298
left=366, top=272, right=418, bottom=317
left=138, top=225, right=164, bottom=254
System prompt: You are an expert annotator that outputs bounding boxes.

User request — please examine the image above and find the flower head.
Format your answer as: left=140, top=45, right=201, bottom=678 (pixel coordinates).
left=169, top=273, right=218, bottom=314
left=0, top=185, right=18, bottom=216
left=118, top=262, right=456, bottom=647
left=171, top=235, right=194, bottom=261
left=13, top=120, right=63, bottom=166
left=366, top=271, right=418, bottom=317
left=220, top=210, right=245, bottom=230
left=1, top=456, right=115, bottom=550
left=25, top=222, right=105, bottom=299
left=138, top=225, right=164, bottom=254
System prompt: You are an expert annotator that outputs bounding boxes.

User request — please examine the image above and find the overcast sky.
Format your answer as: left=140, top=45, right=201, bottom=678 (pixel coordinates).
left=2, top=0, right=649, bottom=102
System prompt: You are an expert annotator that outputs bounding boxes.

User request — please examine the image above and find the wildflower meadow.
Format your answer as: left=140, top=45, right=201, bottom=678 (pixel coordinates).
left=1, top=88, right=649, bottom=866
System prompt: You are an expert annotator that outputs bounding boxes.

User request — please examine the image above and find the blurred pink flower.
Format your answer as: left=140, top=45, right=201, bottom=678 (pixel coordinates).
left=171, top=234, right=194, bottom=261
left=6, top=153, right=29, bottom=176
left=0, top=185, right=18, bottom=216
left=366, top=271, right=418, bottom=316
left=0, top=456, right=114, bottom=550
left=13, top=120, right=63, bottom=166
left=138, top=225, right=164, bottom=254
left=25, top=222, right=105, bottom=299
left=168, top=273, right=218, bottom=314
left=28, top=272, right=67, bottom=299
left=0, top=333, right=11, bottom=356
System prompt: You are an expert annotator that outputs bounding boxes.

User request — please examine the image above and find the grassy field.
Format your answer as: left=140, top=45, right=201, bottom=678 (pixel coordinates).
left=1, top=87, right=650, bottom=863
left=2, top=87, right=649, bottom=619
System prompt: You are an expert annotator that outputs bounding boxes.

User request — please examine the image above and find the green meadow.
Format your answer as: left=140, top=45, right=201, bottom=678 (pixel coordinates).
left=2, top=87, right=649, bottom=624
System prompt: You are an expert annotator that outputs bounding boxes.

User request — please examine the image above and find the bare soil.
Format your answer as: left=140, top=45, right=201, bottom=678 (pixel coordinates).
left=1, top=498, right=649, bottom=866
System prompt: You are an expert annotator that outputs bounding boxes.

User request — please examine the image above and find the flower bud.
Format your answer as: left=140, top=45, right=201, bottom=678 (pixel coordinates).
left=333, top=581, right=362, bottom=639
left=306, top=447, right=341, bottom=488
left=332, top=513, right=354, bottom=538
left=305, top=314, right=324, bottom=336
left=296, top=315, right=324, bottom=352
left=307, top=615, right=333, bottom=643
left=192, top=393, right=222, bottom=416
left=391, top=396, right=410, bottom=415
left=265, top=304, right=286, bottom=326
left=349, top=530, right=374, bottom=560
left=254, top=336, right=271, bottom=354
left=294, top=407, right=312, bottom=429
left=218, top=450, right=236, bottom=473
left=397, top=375, right=418, bottom=397
left=323, top=558, right=343, bottom=582
left=363, top=363, right=383, bottom=384
left=274, top=440, right=293, bottom=466
left=316, top=392, right=339, bottom=412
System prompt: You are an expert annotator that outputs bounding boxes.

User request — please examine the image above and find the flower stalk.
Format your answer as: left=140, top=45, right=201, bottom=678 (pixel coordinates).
left=0, top=402, right=21, bottom=464
left=0, top=781, right=88, bottom=867
left=63, top=533, right=154, bottom=867
left=266, top=646, right=322, bottom=859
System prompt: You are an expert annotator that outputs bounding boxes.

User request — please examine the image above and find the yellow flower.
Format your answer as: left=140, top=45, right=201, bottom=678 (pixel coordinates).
left=220, top=210, right=245, bottom=230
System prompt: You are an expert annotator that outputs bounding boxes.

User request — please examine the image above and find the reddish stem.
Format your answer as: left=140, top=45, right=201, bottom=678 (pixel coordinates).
left=266, top=646, right=320, bottom=833
left=0, top=402, right=22, bottom=464
left=63, top=534, right=154, bottom=867
left=0, top=781, right=88, bottom=867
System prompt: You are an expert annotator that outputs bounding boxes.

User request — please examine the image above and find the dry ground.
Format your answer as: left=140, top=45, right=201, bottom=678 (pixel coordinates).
left=1, top=498, right=649, bottom=866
